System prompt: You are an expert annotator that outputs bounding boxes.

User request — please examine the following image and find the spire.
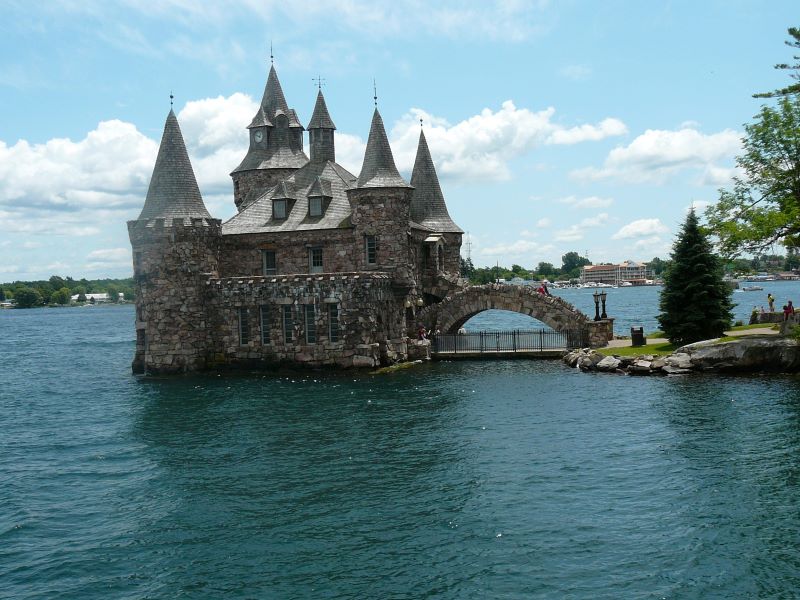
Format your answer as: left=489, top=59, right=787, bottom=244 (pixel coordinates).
left=410, top=129, right=463, bottom=233
left=355, top=108, right=409, bottom=188
left=248, top=65, right=303, bottom=128
left=307, top=89, right=336, bottom=130
left=138, top=110, right=211, bottom=222
left=261, top=65, right=290, bottom=118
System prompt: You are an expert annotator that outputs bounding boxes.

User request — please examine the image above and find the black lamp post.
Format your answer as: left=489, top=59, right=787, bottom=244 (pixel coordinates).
left=593, top=290, right=601, bottom=321
left=599, top=290, right=607, bottom=319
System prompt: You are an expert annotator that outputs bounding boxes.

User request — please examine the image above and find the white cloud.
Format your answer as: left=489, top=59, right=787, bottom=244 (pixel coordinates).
left=571, top=127, right=741, bottom=184
left=547, top=118, right=627, bottom=145
left=0, top=265, right=20, bottom=273
left=612, top=218, right=669, bottom=240
left=0, top=119, right=157, bottom=213
left=554, top=213, right=610, bottom=242
left=479, top=239, right=555, bottom=258
left=86, top=248, right=130, bottom=262
left=389, top=102, right=626, bottom=182
left=118, top=0, right=555, bottom=43
left=557, top=195, right=614, bottom=209
left=535, top=218, right=551, bottom=228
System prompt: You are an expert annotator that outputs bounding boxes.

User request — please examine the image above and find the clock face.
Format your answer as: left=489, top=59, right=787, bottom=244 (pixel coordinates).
left=254, top=130, right=263, bottom=143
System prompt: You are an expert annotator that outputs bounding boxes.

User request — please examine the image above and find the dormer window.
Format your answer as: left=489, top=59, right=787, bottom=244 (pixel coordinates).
left=273, top=199, right=287, bottom=220
left=309, top=196, right=323, bottom=217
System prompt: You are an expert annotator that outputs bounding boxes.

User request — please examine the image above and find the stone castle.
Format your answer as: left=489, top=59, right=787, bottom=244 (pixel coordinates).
left=128, top=64, right=468, bottom=374
left=128, top=63, right=613, bottom=374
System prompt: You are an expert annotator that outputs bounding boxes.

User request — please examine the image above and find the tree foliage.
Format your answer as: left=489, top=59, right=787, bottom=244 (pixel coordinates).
left=658, top=210, right=733, bottom=345
left=561, top=251, right=591, bottom=278
left=754, top=27, right=800, bottom=98
left=14, top=287, right=43, bottom=309
left=705, top=95, right=800, bottom=256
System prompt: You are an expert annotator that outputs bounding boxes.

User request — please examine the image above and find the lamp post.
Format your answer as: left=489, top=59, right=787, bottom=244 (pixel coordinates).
left=593, top=290, right=601, bottom=321
left=599, top=290, right=607, bottom=319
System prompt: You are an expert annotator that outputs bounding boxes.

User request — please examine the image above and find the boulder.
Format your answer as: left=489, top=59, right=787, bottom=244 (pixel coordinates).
left=596, top=356, right=621, bottom=372
left=629, top=359, right=652, bottom=374
left=664, top=353, right=693, bottom=370
left=679, top=335, right=800, bottom=372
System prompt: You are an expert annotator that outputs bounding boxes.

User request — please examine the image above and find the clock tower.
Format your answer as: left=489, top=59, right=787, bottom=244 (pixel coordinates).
left=230, top=64, right=308, bottom=211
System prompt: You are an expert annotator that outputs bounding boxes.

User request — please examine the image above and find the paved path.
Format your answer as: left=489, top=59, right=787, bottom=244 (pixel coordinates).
left=607, top=326, right=778, bottom=348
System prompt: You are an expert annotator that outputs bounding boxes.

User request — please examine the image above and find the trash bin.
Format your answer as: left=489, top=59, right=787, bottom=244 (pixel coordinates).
left=631, top=327, right=646, bottom=347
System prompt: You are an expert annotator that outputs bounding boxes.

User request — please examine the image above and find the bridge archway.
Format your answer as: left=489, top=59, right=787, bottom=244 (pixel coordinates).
left=416, top=283, right=595, bottom=336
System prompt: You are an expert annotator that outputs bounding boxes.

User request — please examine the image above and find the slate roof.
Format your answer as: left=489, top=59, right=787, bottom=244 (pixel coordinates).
left=307, top=90, right=336, bottom=130
left=355, top=109, right=410, bottom=189
left=223, top=160, right=357, bottom=234
left=308, top=175, right=333, bottom=197
left=137, top=110, right=211, bottom=223
left=236, top=65, right=309, bottom=174
left=409, top=130, right=463, bottom=233
left=248, top=65, right=303, bottom=129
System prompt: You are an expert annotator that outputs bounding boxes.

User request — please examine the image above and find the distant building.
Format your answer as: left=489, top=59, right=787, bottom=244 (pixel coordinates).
left=70, top=292, right=112, bottom=303
left=580, top=261, right=653, bottom=285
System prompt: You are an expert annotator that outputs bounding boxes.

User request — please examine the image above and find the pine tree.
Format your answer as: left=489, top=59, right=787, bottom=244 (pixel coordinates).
left=657, top=209, right=734, bottom=345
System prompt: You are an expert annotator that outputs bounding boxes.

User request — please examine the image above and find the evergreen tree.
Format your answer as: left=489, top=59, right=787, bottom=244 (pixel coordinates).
left=657, top=210, right=733, bottom=345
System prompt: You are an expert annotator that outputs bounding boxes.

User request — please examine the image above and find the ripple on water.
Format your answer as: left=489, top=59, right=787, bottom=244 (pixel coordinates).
left=2, top=307, right=800, bottom=598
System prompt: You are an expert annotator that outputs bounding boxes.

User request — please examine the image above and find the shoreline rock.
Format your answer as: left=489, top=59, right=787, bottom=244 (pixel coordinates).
left=563, top=335, right=800, bottom=375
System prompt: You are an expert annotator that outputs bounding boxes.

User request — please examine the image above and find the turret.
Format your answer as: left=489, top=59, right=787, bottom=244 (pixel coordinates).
left=409, top=128, right=463, bottom=277
left=127, top=108, right=221, bottom=375
left=307, top=89, right=336, bottom=163
left=347, top=108, right=414, bottom=286
left=231, top=64, right=308, bottom=210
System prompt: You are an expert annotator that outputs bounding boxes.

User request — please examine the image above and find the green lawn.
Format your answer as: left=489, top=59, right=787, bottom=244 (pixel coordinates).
left=597, top=343, right=678, bottom=357
left=644, top=323, right=776, bottom=337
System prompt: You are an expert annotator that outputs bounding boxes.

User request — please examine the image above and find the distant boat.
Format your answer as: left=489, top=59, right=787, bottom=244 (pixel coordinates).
left=742, top=285, right=764, bottom=291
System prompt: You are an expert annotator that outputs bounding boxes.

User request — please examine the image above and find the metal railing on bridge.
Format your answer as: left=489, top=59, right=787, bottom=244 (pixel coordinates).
left=431, top=329, right=586, bottom=355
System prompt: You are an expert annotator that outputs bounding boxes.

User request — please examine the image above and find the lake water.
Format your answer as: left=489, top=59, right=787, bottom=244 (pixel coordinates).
left=2, top=290, right=800, bottom=599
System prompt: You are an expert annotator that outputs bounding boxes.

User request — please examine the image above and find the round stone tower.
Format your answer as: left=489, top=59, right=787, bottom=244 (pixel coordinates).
left=128, top=109, right=221, bottom=374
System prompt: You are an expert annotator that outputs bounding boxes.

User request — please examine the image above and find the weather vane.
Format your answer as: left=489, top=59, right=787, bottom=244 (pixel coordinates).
left=373, top=78, right=377, bottom=107
left=170, top=91, right=174, bottom=107
left=420, top=117, right=423, bottom=128
left=313, top=75, right=326, bottom=90
left=270, top=41, right=274, bottom=65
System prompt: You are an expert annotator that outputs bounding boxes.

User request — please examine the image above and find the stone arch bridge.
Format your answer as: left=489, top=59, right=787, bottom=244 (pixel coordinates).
left=416, top=283, right=613, bottom=348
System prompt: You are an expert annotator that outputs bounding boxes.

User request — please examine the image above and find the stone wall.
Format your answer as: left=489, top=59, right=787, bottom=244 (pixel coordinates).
left=219, top=229, right=357, bottom=277
left=348, top=187, right=414, bottom=289
left=205, top=272, right=408, bottom=369
left=128, top=217, right=222, bottom=374
left=233, top=168, right=297, bottom=211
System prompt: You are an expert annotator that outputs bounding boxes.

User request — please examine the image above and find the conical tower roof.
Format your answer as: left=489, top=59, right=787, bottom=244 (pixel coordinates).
left=138, top=110, right=211, bottom=222
left=410, top=130, right=462, bottom=233
left=356, top=108, right=409, bottom=188
left=248, top=65, right=302, bottom=129
left=307, top=90, right=336, bottom=129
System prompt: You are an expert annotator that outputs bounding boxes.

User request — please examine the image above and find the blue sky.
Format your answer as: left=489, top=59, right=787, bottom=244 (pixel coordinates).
left=0, top=1, right=796, bottom=280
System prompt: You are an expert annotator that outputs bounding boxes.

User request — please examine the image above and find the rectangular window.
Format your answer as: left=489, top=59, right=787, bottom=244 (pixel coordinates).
left=309, top=196, right=323, bottom=217
left=262, top=250, right=276, bottom=275
left=366, top=235, right=377, bottom=265
left=134, top=251, right=143, bottom=274
left=260, top=305, right=271, bottom=344
left=239, top=308, right=250, bottom=345
left=273, top=199, right=287, bottom=220
left=282, top=305, right=293, bottom=344
left=328, top=304, right=339, bottom=342
left=309, top=247, right=323, bottom=273
left=304, top=304, right=317, bottom=344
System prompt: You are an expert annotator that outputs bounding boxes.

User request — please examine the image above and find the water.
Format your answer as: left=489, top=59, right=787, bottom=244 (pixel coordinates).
left=469, top=281, right=800, bottom=333
left=2, top=302, right=800, bottom=598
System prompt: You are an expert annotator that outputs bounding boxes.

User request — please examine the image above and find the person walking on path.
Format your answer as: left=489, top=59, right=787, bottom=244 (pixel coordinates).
left=768, top=293, right=775, bottom=312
